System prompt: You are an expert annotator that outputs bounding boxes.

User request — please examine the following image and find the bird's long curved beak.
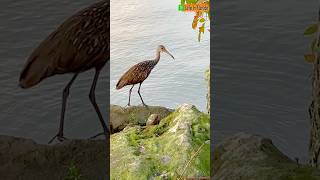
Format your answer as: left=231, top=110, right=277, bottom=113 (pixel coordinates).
left=165, top=50, right=175, bottom=60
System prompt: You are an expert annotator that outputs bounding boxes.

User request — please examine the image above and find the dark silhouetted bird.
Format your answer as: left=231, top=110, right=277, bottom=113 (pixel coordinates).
left=116, top=45, right=174, bottom=106
left=19, top=0, right=110, bottom=143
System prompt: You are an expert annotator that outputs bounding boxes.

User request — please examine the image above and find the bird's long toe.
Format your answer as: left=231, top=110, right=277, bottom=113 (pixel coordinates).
left=57, top=136, right=68, bottom=142
left=48, top=133, right=68, bottom=144
left=89, top=132, right=108, bottom=140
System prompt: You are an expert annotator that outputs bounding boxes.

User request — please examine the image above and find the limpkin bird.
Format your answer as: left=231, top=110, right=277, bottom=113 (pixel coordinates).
left=19, top=0, right=110, bottom=143
left=116, top=45, right=174, bottom=106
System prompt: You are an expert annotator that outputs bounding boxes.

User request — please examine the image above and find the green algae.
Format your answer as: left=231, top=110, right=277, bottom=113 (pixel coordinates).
left=110, top=104, right=210, bottom=179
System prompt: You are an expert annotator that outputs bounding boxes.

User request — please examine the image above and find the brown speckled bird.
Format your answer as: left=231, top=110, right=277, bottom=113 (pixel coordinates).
left=19, top=0, right=110, bottom=143
left=116, top=45, right=174, bottom=106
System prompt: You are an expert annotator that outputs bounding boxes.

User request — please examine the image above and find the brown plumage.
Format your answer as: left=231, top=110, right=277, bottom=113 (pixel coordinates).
left=19, top=0, right=110, bottom=143
left=116, top=45, right=174, bottom=106
left=20, top=1, right=109, bottom=88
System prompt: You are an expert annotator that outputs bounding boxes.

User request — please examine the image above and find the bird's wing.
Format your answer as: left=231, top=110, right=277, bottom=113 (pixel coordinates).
left=19, top=0, right=109, bottom=88
left=116, top=60, right=153, bottom=89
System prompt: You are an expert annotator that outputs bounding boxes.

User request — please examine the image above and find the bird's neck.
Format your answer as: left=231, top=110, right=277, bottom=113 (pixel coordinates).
left=154, top=51, right=161, bottom=64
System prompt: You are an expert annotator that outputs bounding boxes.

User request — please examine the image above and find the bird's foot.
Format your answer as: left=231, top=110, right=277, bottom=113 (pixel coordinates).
left=89, top=131, right=109, bottom=140
left=48, top=133, right=68, bottom=144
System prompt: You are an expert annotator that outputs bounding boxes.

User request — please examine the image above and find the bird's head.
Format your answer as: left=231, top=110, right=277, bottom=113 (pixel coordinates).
left=157, top=45, right=175, bottom=60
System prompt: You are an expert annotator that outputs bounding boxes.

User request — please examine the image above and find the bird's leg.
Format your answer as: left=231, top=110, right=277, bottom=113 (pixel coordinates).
left=138, top=83, right=147, bottom=107
left=127, top=85, right=134, bottom=106
left=48, top=73, right=78, bottom=144
left=89, top=68, right=110, bottom=140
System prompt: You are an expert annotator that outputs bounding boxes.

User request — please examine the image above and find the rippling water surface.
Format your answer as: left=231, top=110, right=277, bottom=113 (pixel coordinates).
left=214, top=0, right=318, bottom=162
left=0, top=0, right=109, bottom=143
left=110, top=0, right=210, bottom=110
left=0, top=0, right=209, bottom=143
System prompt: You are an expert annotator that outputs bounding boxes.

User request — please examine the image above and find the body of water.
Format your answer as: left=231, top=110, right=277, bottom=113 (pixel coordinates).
left=214, top=0, right=318, bottom=162
left=110, top=0, right=210, bottom=110
left=0, top=0, right=109, bottom=143
left=0, top=0, right=209, bottom=144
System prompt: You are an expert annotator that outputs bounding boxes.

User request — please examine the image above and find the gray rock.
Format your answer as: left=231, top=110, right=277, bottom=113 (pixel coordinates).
left=110, top=104, right=172, bottom=132
left=146, top=114, right=161, bottom=126
left=159, top=172, right=169, bottom=180
left=0, top=135, right=107, bottom=180
left=160, top=155, right=171, bottom=165
left=213, top=133, right=320, bottom=180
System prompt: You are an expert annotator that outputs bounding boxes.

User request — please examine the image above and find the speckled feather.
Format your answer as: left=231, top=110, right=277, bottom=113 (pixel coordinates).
left=20, top=0, right=110, bottom=88
left=116, top=59, right=159, bottom=89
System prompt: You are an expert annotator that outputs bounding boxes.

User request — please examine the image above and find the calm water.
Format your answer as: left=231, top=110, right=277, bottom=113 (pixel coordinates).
left=0, top=0, right=109, bottom=143
left=110, top=0, right=210, bottom=110
left=0, top=0, right=313, bottom=165
left=0, top=0, right=209, bottom=144
left=214, top=0, right=318, bottom=162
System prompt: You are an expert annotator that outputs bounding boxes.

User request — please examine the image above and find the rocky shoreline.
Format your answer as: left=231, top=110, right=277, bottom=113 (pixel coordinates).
left=110, top=104, right=210, bottom=179
left=213, top=133, right=320, bottom=180
left=110, top=105, right=173, bottom=133
left=0, top=136, right=107, bottom=180
left=1, top=107, right=320, bottom=179
left=0, top=104, right=210, bottom=180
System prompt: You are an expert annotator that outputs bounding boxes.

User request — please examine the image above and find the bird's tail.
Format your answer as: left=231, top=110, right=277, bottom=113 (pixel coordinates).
left=19, top=55, right=53, bottom=89
left=116, top=78, right=126, bottom=90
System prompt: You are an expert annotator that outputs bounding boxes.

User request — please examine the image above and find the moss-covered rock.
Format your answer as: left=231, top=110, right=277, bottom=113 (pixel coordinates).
left=110, top=104, right=210, bottom=179
left=110, top=105, right=172, bottom=132
left=146, top=114, right=161, bottom=126
left=213, top=133, right=320, bottom=180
